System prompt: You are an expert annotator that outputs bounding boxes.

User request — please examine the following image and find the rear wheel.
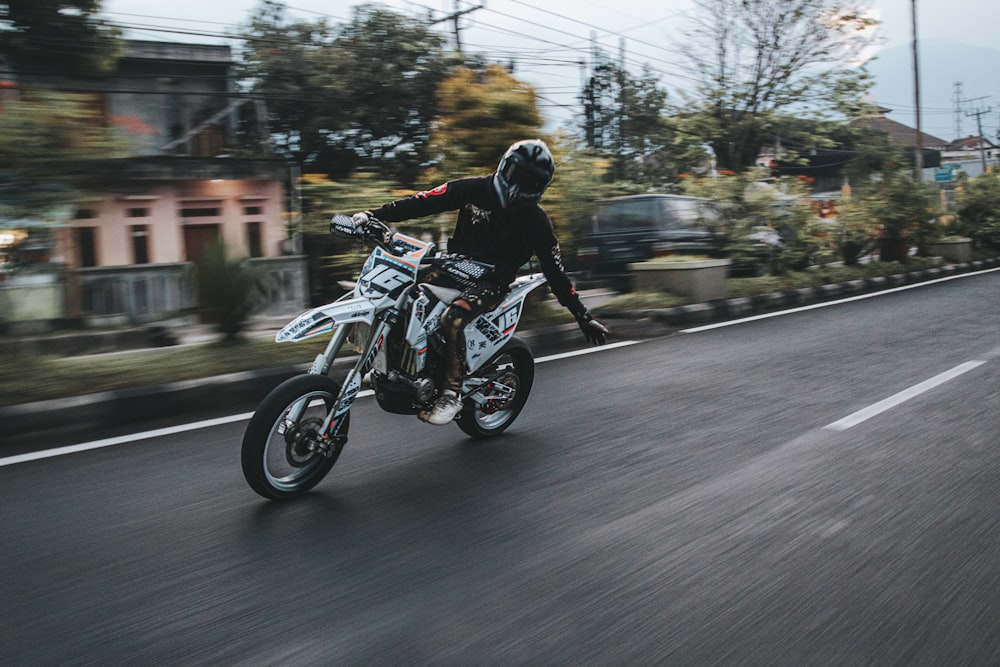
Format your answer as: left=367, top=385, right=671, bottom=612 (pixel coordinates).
left=241, top=374, right=349, bottom=500
left=458, top=340, right=534, bottom=438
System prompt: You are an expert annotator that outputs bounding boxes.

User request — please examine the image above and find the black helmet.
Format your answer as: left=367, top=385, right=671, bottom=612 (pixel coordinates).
left=493, top=139, right=555, bottom=208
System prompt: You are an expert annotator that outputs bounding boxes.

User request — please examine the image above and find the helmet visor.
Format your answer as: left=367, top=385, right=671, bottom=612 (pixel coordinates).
left=500, top=159, right=550, bottom=195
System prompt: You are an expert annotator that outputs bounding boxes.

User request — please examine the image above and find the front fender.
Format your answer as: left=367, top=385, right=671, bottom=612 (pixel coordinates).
left=276, top=297, right=376, bottom=342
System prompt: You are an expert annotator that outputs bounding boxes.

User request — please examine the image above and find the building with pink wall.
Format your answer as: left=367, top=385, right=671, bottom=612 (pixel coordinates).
left=0, top=40, right=309, bottom=326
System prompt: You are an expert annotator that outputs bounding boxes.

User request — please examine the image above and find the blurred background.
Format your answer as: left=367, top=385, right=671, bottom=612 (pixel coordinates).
left=2, top=0, right=1000, bottom=337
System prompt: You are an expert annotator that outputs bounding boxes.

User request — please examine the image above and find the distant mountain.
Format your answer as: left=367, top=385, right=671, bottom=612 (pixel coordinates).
left=865, top=38, right=1000, bottom=144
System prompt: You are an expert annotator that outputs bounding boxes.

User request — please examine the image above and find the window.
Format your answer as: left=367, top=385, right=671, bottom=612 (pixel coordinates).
left=595, top=199, right=659, bottom=232
left=74, top=208, right=96, bottom=219
left=246, top=222, right=262, bottom=258
left=130, top=225, right=150, bottom=264
left=126, top=207, right=150, bottom=218
left=179, top=206, right=221, bottom=217
left=76, top=227, right=97, bottom=267
left=243, top=205, right=263, bottom=216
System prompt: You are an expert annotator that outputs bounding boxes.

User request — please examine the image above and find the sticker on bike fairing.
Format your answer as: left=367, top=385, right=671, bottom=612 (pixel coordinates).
left=474, top=300, right=521, bottom=343
left=279, top=312, right=333, bottom=341
left=337, top=384, right=359, bottom=412
left=359, top=255, right=417, bottom=295
left=491, top=302, right=522, bottom=335
left=474, top=317, right=502, bottom=344
left=391, top=233, right=433, bottom=257
left=358, top=332, right=385, bottom=373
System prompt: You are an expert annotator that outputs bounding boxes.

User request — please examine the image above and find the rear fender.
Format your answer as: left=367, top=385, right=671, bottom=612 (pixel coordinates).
left=276, top=297, right=376, bottom=343
left=463, top=274, right=547, bottom=372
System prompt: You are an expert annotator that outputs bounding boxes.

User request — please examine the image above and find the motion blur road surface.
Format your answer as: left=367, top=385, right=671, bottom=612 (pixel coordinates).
left=3, top=271, right=999, bottom=664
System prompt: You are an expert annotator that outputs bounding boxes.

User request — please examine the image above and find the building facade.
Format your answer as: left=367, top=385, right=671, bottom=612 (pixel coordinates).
left=1, top=40, right=307, bottom=327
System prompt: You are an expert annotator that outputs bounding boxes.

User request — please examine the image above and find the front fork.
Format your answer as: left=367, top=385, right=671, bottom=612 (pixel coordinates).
left=274, top=307, right=398, bottom=459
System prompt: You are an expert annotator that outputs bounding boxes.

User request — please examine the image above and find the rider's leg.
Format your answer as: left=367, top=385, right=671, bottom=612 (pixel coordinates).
left=424, top=283, right=505, bottom=425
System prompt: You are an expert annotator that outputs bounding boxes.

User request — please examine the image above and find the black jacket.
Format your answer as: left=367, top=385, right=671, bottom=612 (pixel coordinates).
left=369, top=175, right=587, bottom=316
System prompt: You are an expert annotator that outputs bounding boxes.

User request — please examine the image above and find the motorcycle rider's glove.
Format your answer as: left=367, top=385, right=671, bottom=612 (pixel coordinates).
left=330, top=213, right=364, bottom=239
left=331, top=211, right=391, bottom=244
left=351, top=211, right=372, bottom=233
left=352, top=211, right=392, bottom=244
left=575, top=311, right=609, bottom=346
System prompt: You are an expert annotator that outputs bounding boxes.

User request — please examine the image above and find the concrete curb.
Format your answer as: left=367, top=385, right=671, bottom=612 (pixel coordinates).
left=595, top=258, right=1000, bottom=327
left=2, top=323, right=586, bottom=440
left=4, top=257, right=998, bottom=441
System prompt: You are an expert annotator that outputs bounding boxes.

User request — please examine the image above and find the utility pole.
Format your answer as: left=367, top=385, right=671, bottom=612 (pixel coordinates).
left=910, top=0, right=923, bottom=180
left=429, top=1, right=484, bottom=53
left=966, top=104, right=992, bottom=173
left=617, top=37, right=626, bottom=179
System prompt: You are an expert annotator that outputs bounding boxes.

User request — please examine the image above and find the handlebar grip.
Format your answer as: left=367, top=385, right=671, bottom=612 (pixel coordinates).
left=362, top=217, right=391, bottom=244
left=329, top=214, right=358, bottom=238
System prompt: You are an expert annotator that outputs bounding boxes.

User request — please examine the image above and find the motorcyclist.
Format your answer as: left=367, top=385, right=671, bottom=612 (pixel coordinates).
left=335, top=139, right=609, bottom=425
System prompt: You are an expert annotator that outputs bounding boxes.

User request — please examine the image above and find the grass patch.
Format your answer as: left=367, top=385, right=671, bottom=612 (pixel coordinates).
left=0, top=337, right=335, bottom=407
left=640, top=254, right=717, bottom=264
left=596, top=291, right=688, bottom=311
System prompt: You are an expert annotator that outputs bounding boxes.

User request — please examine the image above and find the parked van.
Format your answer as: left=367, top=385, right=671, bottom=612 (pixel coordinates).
left=576, top=194, right=722, bottom=276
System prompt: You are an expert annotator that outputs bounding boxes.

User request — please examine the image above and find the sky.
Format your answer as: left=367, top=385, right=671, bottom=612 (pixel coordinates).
left=99, top=0, right=1000, bottom=141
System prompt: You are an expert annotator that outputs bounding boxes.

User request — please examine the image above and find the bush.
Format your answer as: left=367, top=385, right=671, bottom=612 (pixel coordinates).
left=856, top=169, right=939, bottom=262
left=682, top=169, right=832, bottom=274
left=830, top=198, right=878, bottom=265
left=955, top=172, right=1000, bottom=251
left=193, top=240, right=265, bottom=341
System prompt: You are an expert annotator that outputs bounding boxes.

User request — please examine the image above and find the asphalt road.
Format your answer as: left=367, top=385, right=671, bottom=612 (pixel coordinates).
left=2, top=271, right=999, bottom=664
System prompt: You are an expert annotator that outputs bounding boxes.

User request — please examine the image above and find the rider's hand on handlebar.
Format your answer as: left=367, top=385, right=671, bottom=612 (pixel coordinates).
left=575, top=311, right=609, bottom=346
left=351, top=211, right=372, bottom=232
left=352, top=211, right=391, bottom=244
left=330, top=211, right=390, bottom=244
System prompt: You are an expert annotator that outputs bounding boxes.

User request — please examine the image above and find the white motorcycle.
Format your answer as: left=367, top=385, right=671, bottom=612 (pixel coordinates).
left=241, top=215, right=547, bottom=500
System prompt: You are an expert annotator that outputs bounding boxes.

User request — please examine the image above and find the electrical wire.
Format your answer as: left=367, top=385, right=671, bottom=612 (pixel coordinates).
left=12, top=2, right=976, bottom=141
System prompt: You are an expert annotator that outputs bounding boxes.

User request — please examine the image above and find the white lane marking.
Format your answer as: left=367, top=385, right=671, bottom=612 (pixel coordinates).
left=0, top=413, right=256, bottom=467
left=824, top=360, right=986, bottom=432
left=681, top=266, right=1000, bottom=334
left=0, top=341, right=639, bottom=467
left=537, top=339, right=641, bottom=362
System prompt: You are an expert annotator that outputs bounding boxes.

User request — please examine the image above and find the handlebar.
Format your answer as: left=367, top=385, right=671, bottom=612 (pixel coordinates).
left=329, top=213, right=392, bottom=247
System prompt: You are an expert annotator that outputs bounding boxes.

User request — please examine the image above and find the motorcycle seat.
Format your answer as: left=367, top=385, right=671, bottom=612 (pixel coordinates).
left=420, top=283, right=463, bottom=304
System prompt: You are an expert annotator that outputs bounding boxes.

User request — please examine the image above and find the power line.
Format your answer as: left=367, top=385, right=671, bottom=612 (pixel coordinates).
left=428, top=1, right=484, bottom=53
left=21, top=2, right=951, bottom=140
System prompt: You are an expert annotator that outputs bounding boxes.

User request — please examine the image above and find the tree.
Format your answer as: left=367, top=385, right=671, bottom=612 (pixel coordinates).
left=580, top=60, right=619, bottom=153
left=675, top=0, right=876, bottom=173
left=239, top=1, right=458, bottom=184
left=0, top=0, right=120, bottom=77
left=0, top=91, right=122, bottom=219
left=428, top=65, right=544, bottom=178
left=581, top=53, right=704, bottom=187
left=541, top=136, right=621, bottom=269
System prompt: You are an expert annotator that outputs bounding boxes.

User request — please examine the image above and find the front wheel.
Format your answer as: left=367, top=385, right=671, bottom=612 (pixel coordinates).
left=241, top=374, right=349, bottom=500
left=458, top=340, right=534, bottom=438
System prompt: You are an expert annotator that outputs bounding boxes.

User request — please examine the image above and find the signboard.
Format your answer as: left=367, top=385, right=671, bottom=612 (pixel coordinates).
left=934, top=165, right=961, bottom=182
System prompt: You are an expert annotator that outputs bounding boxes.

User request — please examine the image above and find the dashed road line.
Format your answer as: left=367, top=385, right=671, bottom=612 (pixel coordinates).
left=824, top=360, right=987, bottom=432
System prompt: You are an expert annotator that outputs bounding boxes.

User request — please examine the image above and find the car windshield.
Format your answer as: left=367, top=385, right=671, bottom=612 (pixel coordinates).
left=594, top=197, right=714, bottom=233
left=594, top=199, right=660, bottom=232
